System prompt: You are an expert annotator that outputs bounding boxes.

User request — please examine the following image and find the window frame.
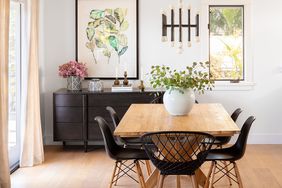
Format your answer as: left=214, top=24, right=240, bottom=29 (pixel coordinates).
left=8, top=1, right=22, bottom=172
left=200, top=0, right=254, bottom=90
left=208, top=5, right=245, bottom=82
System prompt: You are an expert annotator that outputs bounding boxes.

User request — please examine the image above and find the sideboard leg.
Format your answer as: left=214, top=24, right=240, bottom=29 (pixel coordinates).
left=62, top=141, right=66, bottom=149
left=84, top=141, right=88, bottom=152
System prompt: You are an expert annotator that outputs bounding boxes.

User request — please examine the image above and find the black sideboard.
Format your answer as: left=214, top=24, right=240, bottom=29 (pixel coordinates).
left=53, top=88, right=160, bottom=151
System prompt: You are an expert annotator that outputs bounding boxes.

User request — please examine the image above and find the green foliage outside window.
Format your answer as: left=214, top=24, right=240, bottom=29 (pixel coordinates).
left=209, top=6, right=244, bottom=80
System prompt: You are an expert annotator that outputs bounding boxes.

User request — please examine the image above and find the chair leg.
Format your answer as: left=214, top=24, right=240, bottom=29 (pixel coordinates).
left=135, top=160, right=147, bottom=188
left=209, top=161, right=217, bottom=188
left=191, top=175, right=199, bottom=188
left=176, top=175, right=181, bottom=188
left=234, top=162, right=243, bottom=188
left=223, top=161, right=232, bottom=185
left=145, top=160, right=152, bottom=176
left=204, top=161, right=215, bottom=188
left=109, top=161, right=118, bottom=188
left=114, top=161, right=121, bottom=186
left=158, top=175, right=165, bottom=188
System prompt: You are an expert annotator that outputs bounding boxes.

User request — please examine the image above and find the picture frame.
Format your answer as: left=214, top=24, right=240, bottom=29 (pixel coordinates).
left=75, top=0, right=139, bottom=80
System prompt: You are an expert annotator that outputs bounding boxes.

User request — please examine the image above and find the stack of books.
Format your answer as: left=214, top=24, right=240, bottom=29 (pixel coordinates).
left=111, top=84, right=133, bottom=92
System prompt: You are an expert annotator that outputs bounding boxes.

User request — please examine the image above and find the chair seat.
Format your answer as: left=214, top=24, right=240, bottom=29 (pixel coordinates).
left=115, top=148, right=149, bottom=160
left=213, top=136, right=231, bottom=145
left=206, top=147, right=241, bottom=161
left=124, top=137, right=142, bottom=144
left=122, top=137, right=143, bottom=149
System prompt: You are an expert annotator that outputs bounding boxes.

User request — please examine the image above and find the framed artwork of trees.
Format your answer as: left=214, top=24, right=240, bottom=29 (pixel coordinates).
left=76, top=0, right=139, bottom=79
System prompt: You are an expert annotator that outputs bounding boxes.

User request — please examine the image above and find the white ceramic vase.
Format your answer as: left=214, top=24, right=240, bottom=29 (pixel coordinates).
left=163, top=88, right=195, bottom=116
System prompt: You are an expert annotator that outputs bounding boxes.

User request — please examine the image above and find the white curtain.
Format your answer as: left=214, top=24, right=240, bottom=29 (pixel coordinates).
left=0, top=0, right=11, bottom=187
left=20, top=0, right=44, bottom=167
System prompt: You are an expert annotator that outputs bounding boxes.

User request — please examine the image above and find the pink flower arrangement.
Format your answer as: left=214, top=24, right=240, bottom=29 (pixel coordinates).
left=58, top=60, right=88, bottom=78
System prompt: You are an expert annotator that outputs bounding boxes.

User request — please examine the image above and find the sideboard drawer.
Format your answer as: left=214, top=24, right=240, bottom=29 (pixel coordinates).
left=54, top=123, right=83, bottom=141
left=88, top=93, right=154, bottom=106
left=54, top=94, right=84, bottom=107
left=88, top=122, right=103, bottom=141
left=55, top=107, right=83, bottom=123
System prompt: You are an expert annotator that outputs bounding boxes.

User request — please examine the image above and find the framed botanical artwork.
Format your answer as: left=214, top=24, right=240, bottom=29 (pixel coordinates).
left=76, top=0, right=139, bottom=80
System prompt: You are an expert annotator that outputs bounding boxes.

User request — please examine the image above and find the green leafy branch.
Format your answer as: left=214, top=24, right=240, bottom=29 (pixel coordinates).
left=150, top=62, right=215, bottom=94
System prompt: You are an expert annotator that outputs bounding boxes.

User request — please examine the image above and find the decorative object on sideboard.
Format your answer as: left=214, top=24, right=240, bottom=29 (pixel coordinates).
left=114, top=66, right=120, bottom=85
left=150, top=62, right=214, bottom=116
left=161, top=0, right=200, bottom=54
left=123, top=71, right=129, bottom=85
left=112, top=84, right=133, bottom=92
left=76, top=0, right=139, bottom=79
left=88, top=79, right=103, bottom=91
left=114, top=78, right=120, bottom=86
left=138, top=80, right=145, bottom=92
left=58, top=60, right=88, bottom=91
left=67, top=76, right=82, bottom=91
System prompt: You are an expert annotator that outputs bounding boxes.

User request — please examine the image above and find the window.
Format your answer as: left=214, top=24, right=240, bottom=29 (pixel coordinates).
left=8, top=1, right=22, bottom=170
left=209, top=6, right=244, bottom=81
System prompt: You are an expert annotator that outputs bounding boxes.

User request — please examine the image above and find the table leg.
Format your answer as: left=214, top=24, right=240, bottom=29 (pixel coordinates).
left=176, top=175, right=181, bottom=188
left=195, top=169, right=207, bottom=187
left=146, top=168, right=210, bottom=188
left=145, top=168, right=159, bottom=188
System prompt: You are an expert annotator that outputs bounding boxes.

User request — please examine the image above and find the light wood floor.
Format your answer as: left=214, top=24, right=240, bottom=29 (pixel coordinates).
left=11, top=145, right=282, bottom=188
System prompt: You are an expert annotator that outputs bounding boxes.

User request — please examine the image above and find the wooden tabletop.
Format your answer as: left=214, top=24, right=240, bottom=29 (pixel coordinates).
left=114, top=103, right=240, bottom=137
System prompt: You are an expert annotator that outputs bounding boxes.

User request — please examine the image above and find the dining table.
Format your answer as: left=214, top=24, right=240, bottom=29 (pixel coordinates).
left=114, top=103, right=240, bottom=188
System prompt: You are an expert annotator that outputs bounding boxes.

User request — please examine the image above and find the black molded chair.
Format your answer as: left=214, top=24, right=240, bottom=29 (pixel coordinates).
left=142, top=131, right=215, bottom=188
left=95, top=116, right=149, bottom=188
left=106, top=106, right=142, bottom=148
left=204, top=116, right=256, bottom=188
left=214, top=108, right=243, bottom=147
left=150, top=94, right=163, bottom=104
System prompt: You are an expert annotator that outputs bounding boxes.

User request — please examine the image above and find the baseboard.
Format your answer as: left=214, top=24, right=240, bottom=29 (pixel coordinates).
left=44, top=133, right=282, bottom=145
left=44, top=135, right=61, bottom=145
left=44, top=135, right=104, bottom=145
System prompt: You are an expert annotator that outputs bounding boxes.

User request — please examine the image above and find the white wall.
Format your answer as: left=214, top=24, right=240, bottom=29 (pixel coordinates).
left=40, top=0, right=282, bottom=145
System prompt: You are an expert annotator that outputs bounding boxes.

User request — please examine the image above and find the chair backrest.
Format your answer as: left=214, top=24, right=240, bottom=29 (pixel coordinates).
left=150, top=95, right=163, bottom=104
left=231, top=108, right=243, bottom=122
left=233, top=116, right=256, bottom=160
left=106, top=106, right=128, bottom=145
left=142, top=131, right=214, bottom=175
left=106, top=106, right=120, bottom=128
left=95, top=116, right=121, bottom=160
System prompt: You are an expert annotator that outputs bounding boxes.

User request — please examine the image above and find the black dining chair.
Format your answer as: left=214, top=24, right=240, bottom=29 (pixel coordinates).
left=150, top=93, right=163, bottom=104
left=142, top=131, right=215, bottom=188
left=106, top=106, right=143, bottom=148
left=214, top=108, right=243, bottom=147
left=106, top=106, right=152, bottom=175
left=204, top=116, right=256, bottom=188
left=95, top=116, right=149, bottom=188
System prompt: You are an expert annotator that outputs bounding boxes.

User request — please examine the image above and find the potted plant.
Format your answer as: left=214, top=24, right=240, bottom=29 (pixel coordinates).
left=58, top=60, right=88, bottom=91
left=150, top=62, right=214, bottom=116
